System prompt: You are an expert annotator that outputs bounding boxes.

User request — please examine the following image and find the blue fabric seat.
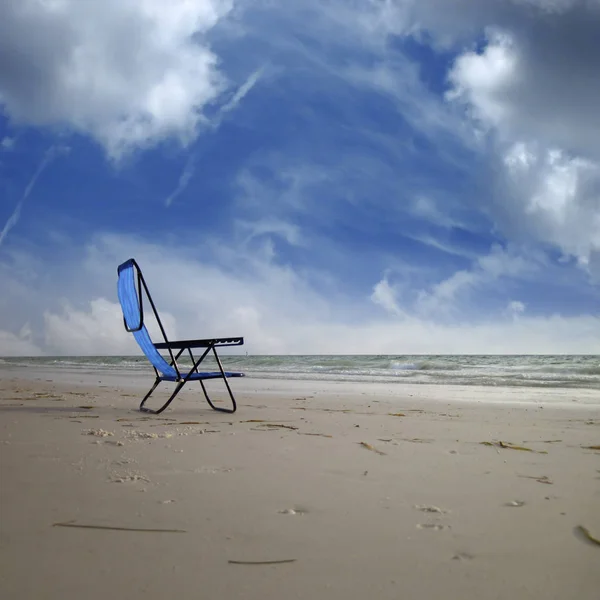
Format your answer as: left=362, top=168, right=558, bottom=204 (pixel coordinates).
left=117, top=258, right=244, bottom=414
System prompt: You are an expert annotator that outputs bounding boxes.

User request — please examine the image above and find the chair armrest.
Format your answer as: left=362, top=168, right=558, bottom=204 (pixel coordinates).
left=154, top=337, right=244, bottom=350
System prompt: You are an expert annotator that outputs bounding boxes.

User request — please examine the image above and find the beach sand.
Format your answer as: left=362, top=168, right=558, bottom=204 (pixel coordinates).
left=1, top=369, right=599, bottom=599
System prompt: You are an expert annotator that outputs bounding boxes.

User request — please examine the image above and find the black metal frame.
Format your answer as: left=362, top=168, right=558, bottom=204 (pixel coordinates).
left=118, top=259, right=244, bottom=415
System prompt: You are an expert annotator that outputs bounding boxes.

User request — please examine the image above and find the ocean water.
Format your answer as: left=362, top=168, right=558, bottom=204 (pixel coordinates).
left=2, top=354, right=600, bottom=390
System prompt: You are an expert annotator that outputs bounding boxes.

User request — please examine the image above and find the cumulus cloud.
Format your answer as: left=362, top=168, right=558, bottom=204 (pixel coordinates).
left=371, top=276, right=404, bottom=317
left=495, top=143, right=600, bottom=259
left=43, top=298, right=136, bottom=356
left=416, top=0, right=600, bottom=269
left=0, top=325, right=41, bottom=357
left=42, top=297, right=179, bottom=356
left=0, top=0, right=234, bottom=158
left=446, top=11, right=600, bottom=155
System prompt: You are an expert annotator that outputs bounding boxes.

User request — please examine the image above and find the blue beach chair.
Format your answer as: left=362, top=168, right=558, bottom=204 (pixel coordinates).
left=117, top=258, right=245, bottom=414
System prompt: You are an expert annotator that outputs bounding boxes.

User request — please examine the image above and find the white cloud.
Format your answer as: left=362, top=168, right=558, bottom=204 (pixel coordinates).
left=42, top=297, right=179, bottom=356
left=344, top=57, right=474, bottom=150
left=506, top=300, right=526, bottom=320
left=228, top=1, right=600, bottom=274
left=410, top=196, right=464, bottom=230
left=215, top=66, right=264, bottom=121
left=295, top=1, right=600, bottom=271
left=0, top=324, right=42, bottom=356
left=443, top=4, right=600, bottom=155
left=165, top=154, right=196, bottom=207
left=447, top=29, right=518, bottom=132
left=3, top=1, right=600, bottom=357
left=1, top=136, right=15, bottom=150
left=421, top=1, right=600, bottom=272
left=371, top=276, right=404, bottom=317
left=1, top=233, right=599, bottom=356
left=414, top=244, right=536, bottom=316
left=491, top=142, right=600, bottom=262
left=43, top=298, right=136, bottom=356
left=0, top=145, right=66, bottom=248
left=235, top=218, right=304, bottom=248
left=0, top=0, right=235, bottom=159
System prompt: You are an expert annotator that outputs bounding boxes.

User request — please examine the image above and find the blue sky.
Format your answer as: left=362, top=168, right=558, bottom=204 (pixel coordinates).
left=1, top=0, right=600, bottom=355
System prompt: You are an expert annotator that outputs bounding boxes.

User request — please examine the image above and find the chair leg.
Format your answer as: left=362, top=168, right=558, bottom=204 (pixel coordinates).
left=199, top=379, right=237, bottom=413
left=140, top=379, right=186, bottom=415
left=139, top=379, right=161, bottom=412
left=198, top=347, right=238, bottom=413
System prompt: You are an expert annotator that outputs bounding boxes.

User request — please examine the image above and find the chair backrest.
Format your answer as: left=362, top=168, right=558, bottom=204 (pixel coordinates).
left=117, top=259, right=178, bottom=378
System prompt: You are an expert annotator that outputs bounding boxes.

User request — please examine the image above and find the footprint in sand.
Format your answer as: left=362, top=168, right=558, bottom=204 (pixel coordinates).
left=111, top=473, right=150, bottom=484
left=124, top=430, right=173, bottom=440
left=417, top=523, right=448, bottom=531
left=414, top=505, right=449, bottom=514
left=193, top=466, right=234, bottom=474
left=278, top=507, right=309, bottom=515
left=452, top=552, right=474, bottom=561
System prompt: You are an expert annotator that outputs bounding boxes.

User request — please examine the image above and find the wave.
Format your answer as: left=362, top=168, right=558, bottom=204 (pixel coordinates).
left=390, top=360, right=461, bottom=372
left=1, top=354, right=600, bottom=390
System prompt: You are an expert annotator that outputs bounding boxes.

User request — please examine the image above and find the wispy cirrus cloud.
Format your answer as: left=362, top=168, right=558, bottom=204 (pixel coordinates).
left=165, top=154, right=196, bottom=208
left=214, top=66, right=265, bottom=122
left=0, top=145, right=67, bottom=248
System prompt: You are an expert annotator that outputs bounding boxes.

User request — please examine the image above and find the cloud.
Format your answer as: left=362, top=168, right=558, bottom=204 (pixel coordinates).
left=370, top=276, right=404, bottom=317
left=291, top=1, right=600, bottom=269
left=235, top=217, right=304, bottom=248
left=2, top=233, right=599, bottom=356
left=0, top=0, right=235, bottom=159
left=414, top=245, right=538, bottom=317
left=493, top=143, right=600, bottom=260
left=445, top=10, right=600, bottom=156
left=1, top=136, right=15, bottom=150
left=408, top=0, right=600, bottom=271
left=165, top=154, right=196, bottom=207
left=0, top=324, right=41, bottom=356
left=506, top=300, right=526, bottom=320
left=2, top=1, right=600, bottom=357
left=43, top=297, right=178, bottom=356
left=0, top=145, right=66, bottom=248
left=214, top=66, right=264, bottom=121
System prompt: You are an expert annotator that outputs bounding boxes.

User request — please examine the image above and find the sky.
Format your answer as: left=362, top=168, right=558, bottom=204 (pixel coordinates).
left=1, top=0, right=600, bottom=356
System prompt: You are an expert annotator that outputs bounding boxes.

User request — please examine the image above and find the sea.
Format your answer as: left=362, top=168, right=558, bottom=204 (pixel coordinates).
left=2, top=355, right=600, bottom=390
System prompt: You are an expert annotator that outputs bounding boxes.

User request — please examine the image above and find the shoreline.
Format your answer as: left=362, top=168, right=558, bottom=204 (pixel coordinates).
left=1, top=370, right=599, bottom=599
left=3, top=353, right=600, bottom=393
left=2, top=363, right=600, bottom=408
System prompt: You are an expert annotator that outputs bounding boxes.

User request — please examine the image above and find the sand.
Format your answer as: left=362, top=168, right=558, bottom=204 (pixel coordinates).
left=1, top=367, right=599, bottom=599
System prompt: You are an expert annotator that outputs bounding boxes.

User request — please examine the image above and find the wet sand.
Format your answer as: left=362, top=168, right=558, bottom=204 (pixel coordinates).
left=1, top=370, right=599, bottom=599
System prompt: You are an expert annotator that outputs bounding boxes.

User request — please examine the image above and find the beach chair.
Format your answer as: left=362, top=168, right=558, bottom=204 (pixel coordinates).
left=116, top=258, right=245, bottom=415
